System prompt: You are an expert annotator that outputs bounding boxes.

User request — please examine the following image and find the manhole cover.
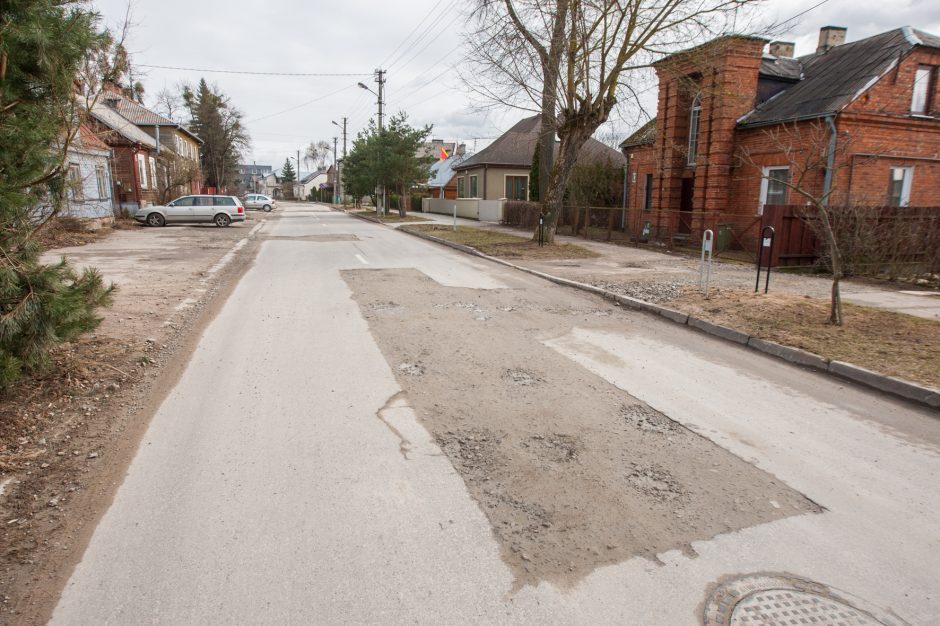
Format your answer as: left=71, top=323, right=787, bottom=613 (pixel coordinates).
left=702, top=574, right=907, bottom=626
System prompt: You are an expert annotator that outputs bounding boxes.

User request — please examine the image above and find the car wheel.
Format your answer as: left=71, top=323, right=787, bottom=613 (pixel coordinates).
left=214, top=213, right=232, bottom=227
left=146, top=212, right=165, bottom=227
left=263, top=204, right=272, bottom=212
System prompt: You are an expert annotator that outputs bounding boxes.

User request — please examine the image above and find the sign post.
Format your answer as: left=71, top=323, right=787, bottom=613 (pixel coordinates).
left=700, top=229, right=714, bottom=298
left=755, top=226, right=776, bottom=294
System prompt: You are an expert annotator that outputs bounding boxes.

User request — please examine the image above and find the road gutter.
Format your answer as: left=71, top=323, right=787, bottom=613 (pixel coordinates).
left=388, top=223, right=940, bottom=410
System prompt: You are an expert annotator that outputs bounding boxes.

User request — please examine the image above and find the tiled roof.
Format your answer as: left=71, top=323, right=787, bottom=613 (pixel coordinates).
left=740, top=27, right=940, bottom=127
left=101, top=92, right=177, bottom=126
left=620, top=119, right=656, bottom=148
left=455, top=115, right=624, bottom=170
left=89, top=103, right=157, bottom=148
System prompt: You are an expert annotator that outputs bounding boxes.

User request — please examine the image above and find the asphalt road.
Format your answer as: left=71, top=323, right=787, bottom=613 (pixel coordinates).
left=51, top=203, right=940, bottom=624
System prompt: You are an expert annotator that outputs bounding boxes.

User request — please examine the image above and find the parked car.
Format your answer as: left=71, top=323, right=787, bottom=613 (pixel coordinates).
left=135, top=195, right=246, bottom=227
left=244, top=194, right=276, bottom=212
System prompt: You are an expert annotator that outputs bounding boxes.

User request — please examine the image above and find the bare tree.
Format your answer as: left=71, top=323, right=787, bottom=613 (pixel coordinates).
left=467, top=0, right=760, bottom=243
left=305, top=140, right=333, bottom=170
left=153, top=86, right=183, bottom=122
left=739, top=121, right=861, bottom=326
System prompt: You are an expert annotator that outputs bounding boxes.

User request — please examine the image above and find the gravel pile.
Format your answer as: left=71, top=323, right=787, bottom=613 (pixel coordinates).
left=592, top=281, right=687, bottom=303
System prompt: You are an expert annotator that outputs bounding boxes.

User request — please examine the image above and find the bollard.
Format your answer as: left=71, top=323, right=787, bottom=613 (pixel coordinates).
left=700, top=229, right=714, bottom=298
left=755, top=226, right=775, bottom=294
left=538, top=214, right=545, bottom=247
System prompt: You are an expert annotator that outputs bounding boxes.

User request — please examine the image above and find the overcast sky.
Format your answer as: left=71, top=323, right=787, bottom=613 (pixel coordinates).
left=92, top=0, right=940, bottom=170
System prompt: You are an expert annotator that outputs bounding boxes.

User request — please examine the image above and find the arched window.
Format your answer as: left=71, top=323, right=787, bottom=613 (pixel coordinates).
left=688, top=93, right=701, bottom=166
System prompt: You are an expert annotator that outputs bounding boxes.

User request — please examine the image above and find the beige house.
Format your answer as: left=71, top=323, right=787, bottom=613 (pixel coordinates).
left=452, top=115, right=624, bottom=201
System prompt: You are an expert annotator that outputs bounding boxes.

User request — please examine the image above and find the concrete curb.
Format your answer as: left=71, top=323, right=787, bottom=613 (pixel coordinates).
left=390, top=224, right=940, bottom=410
left=828, top=361, right=940, bottom=408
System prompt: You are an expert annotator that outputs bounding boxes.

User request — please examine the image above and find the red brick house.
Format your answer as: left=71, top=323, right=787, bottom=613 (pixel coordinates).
left=621, top=26, right=940, bottom=255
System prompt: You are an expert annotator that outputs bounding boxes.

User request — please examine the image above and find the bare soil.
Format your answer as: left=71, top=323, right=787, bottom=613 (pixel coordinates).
left=350, top=210, right=431, bottom=223
left=343, top=268, right=819, bottom=589
left=403, top=224, right=599, bottom=260
left=1, top=218, right=263, bottom=624
left=669, top=288, right=940, bottom=388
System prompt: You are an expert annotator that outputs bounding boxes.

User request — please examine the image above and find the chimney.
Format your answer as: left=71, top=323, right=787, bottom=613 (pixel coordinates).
left=768, top=41, right=795, bottom=58
left=817, top=26, right=846, bottom=54
left=456, top=143, right=466, bottom=156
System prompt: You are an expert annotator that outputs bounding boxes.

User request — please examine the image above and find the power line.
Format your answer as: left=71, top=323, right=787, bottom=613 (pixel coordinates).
left=382, top=0, right=452, bottom=68
left=138, top=64, right=372, bottom=77
left=247, top=84, right=358, bottom=123
left=390, top=11, right=463, bottom=72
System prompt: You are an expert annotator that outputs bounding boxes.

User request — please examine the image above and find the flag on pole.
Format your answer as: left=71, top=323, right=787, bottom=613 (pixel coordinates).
left=439, top=146, right=449, bottom=161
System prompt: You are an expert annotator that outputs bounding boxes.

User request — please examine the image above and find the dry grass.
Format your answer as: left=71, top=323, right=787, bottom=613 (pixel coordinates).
left=669, top=288, right=940, bottom=388
left=405, top=224, right=599, bottom=260
left=351, top=210, right=431, bottom=223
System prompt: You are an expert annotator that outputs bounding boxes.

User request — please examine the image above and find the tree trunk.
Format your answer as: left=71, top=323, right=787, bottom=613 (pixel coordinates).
left=817, top=203, right=844, bottom=325
left=537, top=125, right=592, bottom=244
left=399, top=184, right=407, bottom=217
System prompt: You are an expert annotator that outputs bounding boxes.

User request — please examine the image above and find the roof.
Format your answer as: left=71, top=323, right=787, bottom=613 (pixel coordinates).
left=619, top=119, right=656, bottom=149
left=740, top=27, right=940, bottom=127
left=89, top=103, right=157, bottom=148
left=428, top=153, right=471, bottom=187
left=75, top=124, right=111, bottom=152
left=454, top=115, right=624, bottom=171
left=99, top=90, right=203, bottom=143
left=759, top=56, right=802, bottom=81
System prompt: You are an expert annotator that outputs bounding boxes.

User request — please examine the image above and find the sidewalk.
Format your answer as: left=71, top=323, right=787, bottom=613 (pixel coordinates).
left=409, top=210, right=940, bottom=321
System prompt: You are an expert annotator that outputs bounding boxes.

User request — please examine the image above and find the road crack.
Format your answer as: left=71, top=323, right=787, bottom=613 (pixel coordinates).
left=376, top=391, right=413, bottom=460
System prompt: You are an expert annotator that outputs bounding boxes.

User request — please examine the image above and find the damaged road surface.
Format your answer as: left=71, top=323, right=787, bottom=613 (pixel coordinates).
left=50, top=204, right=940, bottom=624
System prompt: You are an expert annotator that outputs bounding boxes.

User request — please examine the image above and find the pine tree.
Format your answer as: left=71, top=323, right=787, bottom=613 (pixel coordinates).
left=183, top=79, right=249, bottom=189
left=281, top=158, right=297, bottom=182
left=529, top=142, right=541, bottom=202
left=0, top=1, right=114, bottom=391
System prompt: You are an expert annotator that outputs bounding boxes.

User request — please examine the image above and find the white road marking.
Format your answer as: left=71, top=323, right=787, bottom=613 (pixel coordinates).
left=355, top=254, right=369, bottom=265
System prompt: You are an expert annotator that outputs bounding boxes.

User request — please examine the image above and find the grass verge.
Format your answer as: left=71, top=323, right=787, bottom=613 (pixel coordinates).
left=403, top=224, right=598, bottom=260
left=668, top=288, right=940, bottom=388
left=351, top=210, right=431, bottom=223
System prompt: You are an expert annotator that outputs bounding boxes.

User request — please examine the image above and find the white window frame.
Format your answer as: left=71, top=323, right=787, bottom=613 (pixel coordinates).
left=911, top=66, right=932, bottom=115
left=149, top=156, right=158, bottom=191
left=137, top=153, right=148, bottom=189
left=687, top=93, right=702, bottom=166
left=758, top=166, right=789, bottom=215
left=889, top=166, right=913, bottom=207
left=95, top=165, right=109, bottom=200
left=68, top=162, right=83, bottom=200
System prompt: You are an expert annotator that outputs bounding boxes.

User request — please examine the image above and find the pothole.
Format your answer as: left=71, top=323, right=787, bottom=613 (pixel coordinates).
left=703, top=573, right=906, bottom=625
left=621, top=404, right=680, bottom=435
left=503, top=368, right=544, bottom=386
left=397, top=362, right=424, bottom=376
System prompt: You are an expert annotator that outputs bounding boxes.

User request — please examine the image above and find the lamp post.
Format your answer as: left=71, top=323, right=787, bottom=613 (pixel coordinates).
left=332, top=118, right=347, bottom=207
left=359, top=71, right=386, bottom=215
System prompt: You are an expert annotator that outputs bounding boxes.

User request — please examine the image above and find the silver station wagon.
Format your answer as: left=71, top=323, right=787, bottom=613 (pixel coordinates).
left=244, top=193, right=277, bottom=212
left=135, top=195, right=247, bottom=227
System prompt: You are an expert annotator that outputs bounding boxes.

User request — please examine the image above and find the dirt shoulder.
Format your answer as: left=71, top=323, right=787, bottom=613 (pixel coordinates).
left=1, top=217, right=266, bottom=624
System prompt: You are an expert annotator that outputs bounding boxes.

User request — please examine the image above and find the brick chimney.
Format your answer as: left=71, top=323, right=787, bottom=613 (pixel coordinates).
left=768, top=41, right=795, bottom=58
left=817, top=26, right=847, bottom=54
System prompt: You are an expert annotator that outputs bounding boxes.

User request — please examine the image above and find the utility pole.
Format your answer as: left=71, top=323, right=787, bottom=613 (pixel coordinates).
left=333, top=137, right=338, bottom=205
left=333, top=117, right=348, bottom=207
left=377, top=69, right=386, bottom=213
left=296, top=149, right=301, bottom=200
